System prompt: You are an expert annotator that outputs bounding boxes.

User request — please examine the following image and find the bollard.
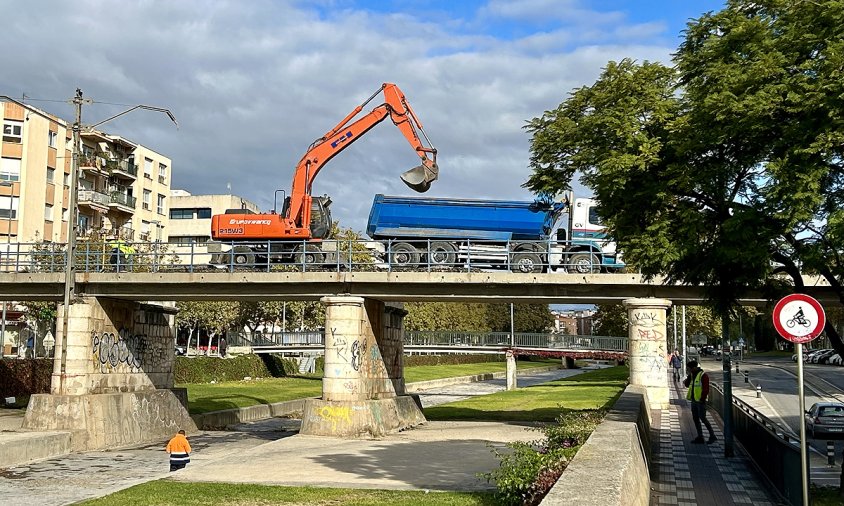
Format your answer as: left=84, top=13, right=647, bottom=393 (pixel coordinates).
left=756, top=385, right=762, bottom=398
left=736, top=363, right=740, bottom=373
left=744, top=372, right=749, bottom=383
left=828, top=441, right=836, bottom=466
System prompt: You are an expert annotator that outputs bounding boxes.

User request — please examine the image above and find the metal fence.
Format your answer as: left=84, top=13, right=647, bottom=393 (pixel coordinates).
left=0, top=238, right=623, bottom=275
left=242, top=330, right=628, bottom=353
left=709, top=384, right=802, bottom=505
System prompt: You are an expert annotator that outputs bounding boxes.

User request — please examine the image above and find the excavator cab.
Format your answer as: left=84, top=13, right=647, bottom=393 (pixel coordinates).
left=309, top=195, right=333, bottom=239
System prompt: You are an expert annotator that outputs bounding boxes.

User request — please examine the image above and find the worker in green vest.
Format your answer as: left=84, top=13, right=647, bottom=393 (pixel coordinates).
left=683, top=359, right=717, bottom=444
left=108, top=236, right=136, bottom=272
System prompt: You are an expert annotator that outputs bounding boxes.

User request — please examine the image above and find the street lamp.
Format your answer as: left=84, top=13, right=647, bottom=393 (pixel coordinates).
left=0, top=181, right=13, bottom=358
left=56, top=89, right=177, bottom=394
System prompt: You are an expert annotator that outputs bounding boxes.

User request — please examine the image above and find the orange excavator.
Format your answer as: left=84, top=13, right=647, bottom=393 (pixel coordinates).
left=210, top=83, right=438, bottom=266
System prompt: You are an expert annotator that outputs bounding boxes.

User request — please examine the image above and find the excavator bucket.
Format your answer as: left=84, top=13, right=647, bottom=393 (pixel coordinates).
left=401, top=162, right=439, bottom=193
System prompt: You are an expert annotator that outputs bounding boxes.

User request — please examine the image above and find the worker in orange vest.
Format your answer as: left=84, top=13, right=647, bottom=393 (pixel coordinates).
left=165, top=429, right=192, bottom=471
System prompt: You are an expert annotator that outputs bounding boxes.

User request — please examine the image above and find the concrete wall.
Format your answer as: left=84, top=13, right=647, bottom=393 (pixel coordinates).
left=53, top=297, right=176, bottom=395
left=23, top=389, right=196, bottom=452
left=541, top=385, right=652, bottom=506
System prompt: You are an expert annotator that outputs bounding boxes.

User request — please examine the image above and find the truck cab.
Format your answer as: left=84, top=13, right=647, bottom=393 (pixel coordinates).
left=548, top=197, right=624, bottom=273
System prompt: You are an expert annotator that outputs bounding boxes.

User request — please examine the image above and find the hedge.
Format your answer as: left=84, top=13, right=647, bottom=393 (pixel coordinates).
left=404, top=354, right=507, bottom=367
left=174, top=354, right=302, bottom=384
left=0, top=359, right=53, bottom=398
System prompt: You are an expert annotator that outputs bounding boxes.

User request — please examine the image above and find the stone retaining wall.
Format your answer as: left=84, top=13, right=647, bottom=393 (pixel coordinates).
left=541, top=385, right=652, bottom=506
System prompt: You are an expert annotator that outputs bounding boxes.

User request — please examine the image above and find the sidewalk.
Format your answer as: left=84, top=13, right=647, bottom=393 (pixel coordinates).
left=650, top=374, right=786, bottom=505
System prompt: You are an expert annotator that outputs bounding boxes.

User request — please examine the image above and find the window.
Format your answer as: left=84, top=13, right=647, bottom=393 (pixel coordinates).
left=168, top=235, right=210, bottom=246
left=46, top=168, right=55, bottom=184
left=0, top=196, right=19, bottom=219
left=143, top=190, right=151, bottom=210
left=63, top=173, right=70, bottom=186
left=144, top=158, right=153, bottom=179
left=588, top=206, right=603, bottom=226
left=48, top=131, right=58, bottom=148
left=157, top=194, right=165, bottom=215
left=2, top=120, right=22, bottom=143
left=0, top=158, right=21, bottom=182
left=44, top=204, right=54, bottom=222
left=62, top=208, right=68, bottom=222
left=140, top=220, right=150, bottom=241
left=158, top=163, right=167, bottom=183
left=169, top=208, right=194, bottom=220
left=197, top=208, right=212, bottom=219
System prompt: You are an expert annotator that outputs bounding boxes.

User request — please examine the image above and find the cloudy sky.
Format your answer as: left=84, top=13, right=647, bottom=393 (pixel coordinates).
left=0, top=0, right=724, bottom=232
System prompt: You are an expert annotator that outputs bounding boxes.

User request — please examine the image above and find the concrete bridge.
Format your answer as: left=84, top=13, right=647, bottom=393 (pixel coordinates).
left=4, top=267, right=832, bottom=457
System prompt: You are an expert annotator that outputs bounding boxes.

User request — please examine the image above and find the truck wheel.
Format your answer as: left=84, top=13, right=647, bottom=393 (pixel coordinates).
left=232, top=248, right=255, bottom=267
left=511, top=252, right=542, bottom=273
left=390, top=243, right=419, bottom=267
left=294, top=244, right=324, bottom=266
left=428, top=242, right=457, bottom=266
left=569, top=252, right=599, bottom=274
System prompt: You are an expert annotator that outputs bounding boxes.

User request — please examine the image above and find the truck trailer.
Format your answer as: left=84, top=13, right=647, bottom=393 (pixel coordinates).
left=365, top=193, right=624, bottom=273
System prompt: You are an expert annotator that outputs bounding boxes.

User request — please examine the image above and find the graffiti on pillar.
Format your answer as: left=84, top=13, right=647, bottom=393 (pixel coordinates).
left=351, top=339, right=368, bottom=371
left=343, top=381, right=359, bottom=393
left=327, top=327, right=350, bottom=363
left=630, top=311, right=662, bottom=328
left=317, top=405, right=351, bottom=431
left=91, top=329, right=147, bottom=373
left=636, top=328, right=664, bottom=340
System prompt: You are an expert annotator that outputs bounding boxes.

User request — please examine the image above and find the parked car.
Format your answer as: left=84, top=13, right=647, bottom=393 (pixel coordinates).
left=828, top=354, right=843, bottom=366
left=816, top=350, right=839, bottom=364
left=805, top=402, right=844, bottom=439
left=792, top=349, right=810, bottom=362
left=175, top=345, right=186, bottom=356
left=806, top=349, right=831, bottom=363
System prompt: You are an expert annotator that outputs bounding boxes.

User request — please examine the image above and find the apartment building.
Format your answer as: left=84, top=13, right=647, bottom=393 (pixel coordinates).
left=167, top=190, right=260, bottom=263
left=0, top=98, right=172, bottom=249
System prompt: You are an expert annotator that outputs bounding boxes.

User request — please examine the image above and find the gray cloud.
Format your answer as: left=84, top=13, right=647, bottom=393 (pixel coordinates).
left=1, top=0, right=675, bottom=231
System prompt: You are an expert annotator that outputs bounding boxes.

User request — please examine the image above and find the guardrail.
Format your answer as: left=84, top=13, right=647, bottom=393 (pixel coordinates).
left=0, top=238, right=622, bottom=275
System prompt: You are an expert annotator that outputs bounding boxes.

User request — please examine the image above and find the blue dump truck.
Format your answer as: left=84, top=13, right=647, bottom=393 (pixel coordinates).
left=365, top=193, right=624, bottom=273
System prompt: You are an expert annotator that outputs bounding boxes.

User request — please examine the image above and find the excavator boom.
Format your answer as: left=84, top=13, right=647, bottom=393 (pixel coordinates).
left=211, top=83, right=438, bottom=243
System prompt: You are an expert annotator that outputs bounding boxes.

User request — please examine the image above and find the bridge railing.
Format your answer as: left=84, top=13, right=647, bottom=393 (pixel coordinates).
left=245, top=330, right=628, bottom=353
left=0, top=238, right=623, bottom=275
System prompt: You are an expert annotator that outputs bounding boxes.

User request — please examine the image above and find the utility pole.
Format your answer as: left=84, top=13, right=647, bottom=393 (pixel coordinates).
left=54, top=89, right=177, bottom=394
left=56, top=89, right=84, bottom=392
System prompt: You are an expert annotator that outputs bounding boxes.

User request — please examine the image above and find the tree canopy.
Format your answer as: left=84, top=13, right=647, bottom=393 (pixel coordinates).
left=524, top=0, right=844, bottom=354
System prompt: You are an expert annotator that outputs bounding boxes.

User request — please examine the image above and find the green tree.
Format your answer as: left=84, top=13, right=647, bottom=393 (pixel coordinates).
left=524, top=0, right=844, bottom=356
left=175, top=301, right=240, bottom=355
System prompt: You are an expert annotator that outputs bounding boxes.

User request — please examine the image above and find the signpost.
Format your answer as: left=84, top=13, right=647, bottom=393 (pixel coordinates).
left=42, top=331, right=54, bottom=358
left=772, top=293, right=826, bottom=506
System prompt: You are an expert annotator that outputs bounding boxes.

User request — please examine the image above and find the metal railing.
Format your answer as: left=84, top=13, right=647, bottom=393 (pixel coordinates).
left=709, top=384, right=802, bottom=505
left=77, top=190, right=110, bottom=207
left=0, top=238, right=624, bottom=275
left=243, top=330, right=627, bottom=354
left=109, top=192, right=137, bottom=209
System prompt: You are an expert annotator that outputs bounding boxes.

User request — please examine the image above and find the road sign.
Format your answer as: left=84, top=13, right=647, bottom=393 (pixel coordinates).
left=772, top=293, right=825, bottom=344
left=42, top=331, right=55, bottom=347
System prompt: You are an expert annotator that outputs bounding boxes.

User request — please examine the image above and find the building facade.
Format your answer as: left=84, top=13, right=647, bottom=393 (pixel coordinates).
left=167, top=190, right=260, bottom=264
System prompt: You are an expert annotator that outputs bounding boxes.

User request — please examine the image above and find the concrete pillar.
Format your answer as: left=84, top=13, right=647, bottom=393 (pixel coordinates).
left=562, top=356, right=576, bottom=369
left=24, top=297, right=195, bottom=451
left=300, top=296, right=425, bottom=437
left=623, top=297, right=672, bottom=410
left=506, top=350, right=517, bottom=390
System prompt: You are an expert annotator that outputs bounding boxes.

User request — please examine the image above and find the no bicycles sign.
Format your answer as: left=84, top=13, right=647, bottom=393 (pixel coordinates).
left=772, top=293, right=826, bottom=344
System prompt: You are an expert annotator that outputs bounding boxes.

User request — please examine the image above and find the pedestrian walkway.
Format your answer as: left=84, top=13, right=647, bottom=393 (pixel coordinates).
left=650, top=374, right=785, bottom=505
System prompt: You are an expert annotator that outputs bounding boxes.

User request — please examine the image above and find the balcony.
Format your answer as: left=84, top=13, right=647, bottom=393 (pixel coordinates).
left=77, top=190, right=110, bottom=212
left=109, top=192, right=137, bottom=213
left=106, top=159, right=138, bottom=180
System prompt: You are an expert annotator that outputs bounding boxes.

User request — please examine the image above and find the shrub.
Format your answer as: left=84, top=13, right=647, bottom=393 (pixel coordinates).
left=484, top=408, right=604, bottom=506
left=0, top=359, right=53, bottom=398
left=174, top=354, right=299, bottom=384
left=404, top=354, right=505, bottom=367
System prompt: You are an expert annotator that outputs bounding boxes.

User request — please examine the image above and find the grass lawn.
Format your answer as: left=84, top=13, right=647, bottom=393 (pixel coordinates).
left=183, top=359, right=561, bottom=414
left=78, top=481, right=496, bottom=506
left=423, top=365, right=629, bottom=422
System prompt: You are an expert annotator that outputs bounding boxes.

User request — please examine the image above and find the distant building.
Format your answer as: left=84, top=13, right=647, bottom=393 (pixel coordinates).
left=552, top=309, right=595, bottom=336
left=167, top=190, right=260, bottom=263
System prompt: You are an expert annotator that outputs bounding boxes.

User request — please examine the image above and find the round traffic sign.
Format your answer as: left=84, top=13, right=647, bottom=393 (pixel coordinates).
left=772, top=294, right=825, bottom=343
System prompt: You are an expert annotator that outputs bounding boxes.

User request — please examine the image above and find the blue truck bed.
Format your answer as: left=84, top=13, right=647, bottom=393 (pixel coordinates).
left=366, top=194, right=565, bottom=241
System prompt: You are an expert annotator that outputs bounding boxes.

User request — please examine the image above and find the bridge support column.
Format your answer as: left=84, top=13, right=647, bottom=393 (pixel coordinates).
left=623, top=297, right=672, bottom=410
left=506, top=350, right=517, bottom=390
left=300, top=296, right=425, bottom=437
left=22, top=297, right=195, bottom=451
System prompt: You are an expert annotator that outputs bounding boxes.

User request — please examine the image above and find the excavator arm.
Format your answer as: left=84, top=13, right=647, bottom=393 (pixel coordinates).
left=286, top=82, right=438, bottom=229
